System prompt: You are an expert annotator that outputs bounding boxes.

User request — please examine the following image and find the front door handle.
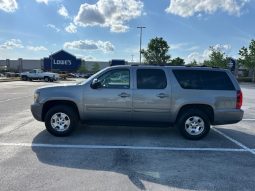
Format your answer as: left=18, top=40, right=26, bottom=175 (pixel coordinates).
left=157, top=93, right=169, bottom=98
left=118, top=92, right=130, bottom=98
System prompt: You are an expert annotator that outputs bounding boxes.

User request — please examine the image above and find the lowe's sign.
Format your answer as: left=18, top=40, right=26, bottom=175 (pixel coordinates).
left=43, top=50, right=81, bottom=71
left=53, top=60, right=72, bottom=65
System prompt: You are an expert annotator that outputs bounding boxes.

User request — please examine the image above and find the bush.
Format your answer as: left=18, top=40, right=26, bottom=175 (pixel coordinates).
left=237, top=77, right=253, bottom=82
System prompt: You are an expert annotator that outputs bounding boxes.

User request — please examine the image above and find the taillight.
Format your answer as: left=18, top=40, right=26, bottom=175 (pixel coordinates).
left=236, top=90, right=243, bottom=109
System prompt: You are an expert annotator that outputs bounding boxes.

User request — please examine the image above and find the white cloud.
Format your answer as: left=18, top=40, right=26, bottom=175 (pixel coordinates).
left=64, top=40, right=114, bottom=52
left=65, top=23, right=77, bottom=33
left=35, top=0, right=48, bottom=4
left=74, top=0, right=144, bottom=32
left=166, top=0, right=249, bottom=17
left=170, top=43, right=188, bottom=50
left=185, top=44, right=232, bottom=63
left=27, top=46, right=48, bottom=51
left=0, top=0, right=18, bottom=13
left=76, top=54, right=96, bottom=61
left=58, top=4, right=69, bottom=18
left=0, top=39, right=24, bottom=49
left=46, top=24, right=60, bottom=32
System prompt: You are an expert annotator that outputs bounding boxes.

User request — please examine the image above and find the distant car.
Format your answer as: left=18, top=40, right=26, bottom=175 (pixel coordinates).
left=84, top=73, right=94, bottom=78
left=59, top=72, right=68, bottom=80
left=31, top=65, right=243, bottom=140
left=20, top=69, right=59, bottom=82
left=5, top=72, right=17, bottom=78
left=0, top=73, right=5, bottom=77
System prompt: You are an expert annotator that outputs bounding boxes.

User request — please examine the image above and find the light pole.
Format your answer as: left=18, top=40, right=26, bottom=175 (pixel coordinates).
left=50, top=52, right=53, bottom=72
left=137, top=26, right=146, bottom=64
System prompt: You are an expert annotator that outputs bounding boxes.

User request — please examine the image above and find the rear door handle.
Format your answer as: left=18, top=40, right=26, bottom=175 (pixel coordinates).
left=157, top=93, right=169, bottom=98
left=118, top=93, right=130, bottom=98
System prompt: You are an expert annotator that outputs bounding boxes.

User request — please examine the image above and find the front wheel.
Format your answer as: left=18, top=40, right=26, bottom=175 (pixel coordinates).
left=177, top=109, right=210, bottom=140
left=44, top=105, right=79, bottom=136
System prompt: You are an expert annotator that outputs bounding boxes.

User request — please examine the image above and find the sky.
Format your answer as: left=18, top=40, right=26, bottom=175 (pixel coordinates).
left=0, top=0, right=254, bottom=63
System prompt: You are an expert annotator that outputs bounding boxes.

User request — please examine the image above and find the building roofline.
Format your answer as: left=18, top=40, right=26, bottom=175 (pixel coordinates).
left=49, top=49, right=78, bottom=58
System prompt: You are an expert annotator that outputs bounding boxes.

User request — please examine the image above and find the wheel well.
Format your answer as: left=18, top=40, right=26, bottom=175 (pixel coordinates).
left=42, top=100, right=80, bottom=121
left=176, top=104, right=214, bottom=124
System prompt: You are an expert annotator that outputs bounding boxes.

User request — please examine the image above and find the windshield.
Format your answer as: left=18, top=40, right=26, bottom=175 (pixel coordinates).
left=76, top=67, right=109, bottom=85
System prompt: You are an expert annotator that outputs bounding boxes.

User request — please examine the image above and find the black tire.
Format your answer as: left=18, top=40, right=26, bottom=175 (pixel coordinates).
left=44, top=76, right=50, bottom=82
left=44, top=105, right=79, bottom=137
left=21, top=76, right=27, bottom=81
left=177, top=109, right=210, bottom=140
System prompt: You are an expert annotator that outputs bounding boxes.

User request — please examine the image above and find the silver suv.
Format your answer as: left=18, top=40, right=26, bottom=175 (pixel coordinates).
left=31, top=65, right=244, bottom=140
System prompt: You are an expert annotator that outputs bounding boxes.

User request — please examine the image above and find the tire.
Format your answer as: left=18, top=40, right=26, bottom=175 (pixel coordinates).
left=44, top=76, right=50, bottom=82
left=44, top=105, right=79, bottom=137
left=21, top=76, right=27, bottom=81
left=177, top=109, right=210, bottom=140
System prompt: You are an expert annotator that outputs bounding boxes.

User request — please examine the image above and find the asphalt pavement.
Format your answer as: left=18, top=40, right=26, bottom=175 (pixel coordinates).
left=0, top=80, right=255, bottom=191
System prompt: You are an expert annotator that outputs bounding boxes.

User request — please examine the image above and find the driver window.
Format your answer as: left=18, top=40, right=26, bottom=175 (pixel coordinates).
left=98, top=69, right=130, bottom=89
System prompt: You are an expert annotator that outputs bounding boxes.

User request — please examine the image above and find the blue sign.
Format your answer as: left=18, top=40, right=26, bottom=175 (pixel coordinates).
left=44, top=50, right=81, bottom=71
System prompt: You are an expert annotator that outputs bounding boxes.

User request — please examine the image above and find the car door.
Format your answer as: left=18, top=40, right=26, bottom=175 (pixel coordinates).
left=132, top=68, right=171, bottom=122
left=84, top=68, right=132, bottom=121
left=29, top=70, right=37, bottom=79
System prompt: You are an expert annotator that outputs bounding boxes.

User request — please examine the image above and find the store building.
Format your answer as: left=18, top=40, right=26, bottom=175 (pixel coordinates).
left=0, top=49, right=116, bottom=72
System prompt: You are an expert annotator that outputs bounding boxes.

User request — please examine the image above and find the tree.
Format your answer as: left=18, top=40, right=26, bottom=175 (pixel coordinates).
left=239, top=39, right=255, bottom=82
left=141, top=37, right=171, bottom=65
left=186, top=60, right=199, bottom=67
left=92, top=63, right=100, bottom=73
left=171, top=57, right=185, bottom=66
left=77, top=65, right=88, bottom=74
left=203, top=47, right=228, bottom=68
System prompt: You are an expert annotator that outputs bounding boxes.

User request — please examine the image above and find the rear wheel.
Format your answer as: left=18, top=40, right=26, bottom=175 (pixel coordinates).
left=177, top=109, right=210, bottom=140
left=44, top=105, right=79, bottom=136
left=44, top=76, right=50, bottom=82
left=21, top=76, right=27, bottom=81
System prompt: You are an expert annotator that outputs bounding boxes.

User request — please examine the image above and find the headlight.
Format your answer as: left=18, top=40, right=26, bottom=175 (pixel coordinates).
left=34, top=92, right=40, bottom=102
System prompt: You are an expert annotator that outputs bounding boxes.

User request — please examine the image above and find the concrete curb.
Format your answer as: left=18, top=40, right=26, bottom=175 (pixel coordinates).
left=0, top=79, right=21, bottom=83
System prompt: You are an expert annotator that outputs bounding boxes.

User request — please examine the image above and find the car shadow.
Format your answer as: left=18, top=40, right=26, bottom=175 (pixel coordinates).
left=31, top=125, right=255, bottom=190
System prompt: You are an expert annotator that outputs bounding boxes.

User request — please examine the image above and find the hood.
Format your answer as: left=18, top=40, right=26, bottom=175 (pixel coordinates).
left=36, top=83, right=78, bottom=92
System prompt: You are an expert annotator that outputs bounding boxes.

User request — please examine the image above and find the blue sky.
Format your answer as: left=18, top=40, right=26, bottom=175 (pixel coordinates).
left=0, top=0, right=254, bottom=63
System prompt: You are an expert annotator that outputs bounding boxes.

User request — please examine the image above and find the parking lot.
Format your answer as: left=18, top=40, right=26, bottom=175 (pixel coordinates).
left=0, top=80, right=255, bottom=191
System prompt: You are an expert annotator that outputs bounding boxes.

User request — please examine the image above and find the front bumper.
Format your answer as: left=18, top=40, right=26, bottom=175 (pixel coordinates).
left=31, top=103, right=43, bottom=122
left=213, top=109, right=244, bottom=125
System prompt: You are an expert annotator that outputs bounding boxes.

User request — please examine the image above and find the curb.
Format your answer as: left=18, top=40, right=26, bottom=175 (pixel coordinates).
left=0, top=79, right=21, bottom=83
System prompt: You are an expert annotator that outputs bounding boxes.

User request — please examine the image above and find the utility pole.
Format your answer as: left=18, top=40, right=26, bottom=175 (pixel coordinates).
left=131, top=55, right=134, bottom=62
left=137, top=26, right=146, bottom=64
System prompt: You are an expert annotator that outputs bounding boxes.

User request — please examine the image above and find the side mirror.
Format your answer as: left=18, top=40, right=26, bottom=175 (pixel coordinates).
left=91, top=78, right=101, bottom=89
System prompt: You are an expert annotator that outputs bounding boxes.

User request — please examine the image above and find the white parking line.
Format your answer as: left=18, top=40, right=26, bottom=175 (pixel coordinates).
left=212, top=127, right=255, bottom=155
left=242, top=119, right=255, bottom=121
left=0, top=96, right=31, bottom=103
left=0, top=142, right=247, bottom=152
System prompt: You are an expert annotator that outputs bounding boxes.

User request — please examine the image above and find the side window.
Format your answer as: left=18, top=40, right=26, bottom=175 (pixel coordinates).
left=98, top=69, right=130, bottom=89
left=172, top=70, right=235, bottom=90
left=137, top=69, right=167, bottom=89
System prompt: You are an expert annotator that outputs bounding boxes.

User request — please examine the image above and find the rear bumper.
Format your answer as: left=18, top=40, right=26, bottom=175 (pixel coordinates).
left=31, top=103, right=43, bottom=122
left=213, top=109, right=244, bottom=125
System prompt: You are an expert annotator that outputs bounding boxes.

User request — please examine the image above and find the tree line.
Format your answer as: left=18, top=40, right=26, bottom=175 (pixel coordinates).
left=141, top=37, right=255, bottom=81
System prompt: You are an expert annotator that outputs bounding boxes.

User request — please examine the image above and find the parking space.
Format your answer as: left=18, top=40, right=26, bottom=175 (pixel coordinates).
left=0, top=81, right=255, bottom=191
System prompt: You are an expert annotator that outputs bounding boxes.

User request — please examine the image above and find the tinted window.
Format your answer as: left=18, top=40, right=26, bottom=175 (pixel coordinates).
left=137, top=69, right=167, bottom=89
left=173, top=70, right=235, bottom=90
left=98, top=69, right=130, bottom=89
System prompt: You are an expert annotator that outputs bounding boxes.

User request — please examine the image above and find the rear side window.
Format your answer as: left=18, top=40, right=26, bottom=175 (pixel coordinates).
left=172, top=70, right=235, bottom=90
left=137, top=69, right=167, bottom=89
